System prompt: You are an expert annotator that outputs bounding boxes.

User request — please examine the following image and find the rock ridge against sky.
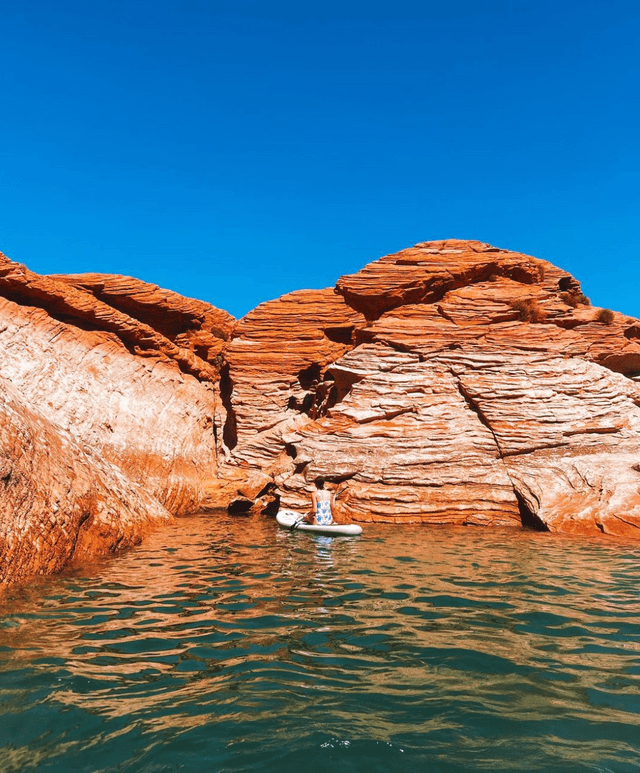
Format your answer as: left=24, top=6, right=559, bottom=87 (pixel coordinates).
left=2, top=238, right=640, bottom=588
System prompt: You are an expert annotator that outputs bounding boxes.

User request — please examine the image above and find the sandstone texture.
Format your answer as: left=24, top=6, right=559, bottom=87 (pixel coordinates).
left=217, top=240, right=640, bottom=537
left=3, top=237, right=640, bottom=588
left=223, top=289, right=365, bottom=469
left=0, top=374, right=171, bottom=583
left=0, top=253, right=233, bottom=588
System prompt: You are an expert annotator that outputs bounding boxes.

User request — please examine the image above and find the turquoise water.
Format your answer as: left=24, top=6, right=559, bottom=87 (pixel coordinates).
left=2, top=514, right=640, bottom=772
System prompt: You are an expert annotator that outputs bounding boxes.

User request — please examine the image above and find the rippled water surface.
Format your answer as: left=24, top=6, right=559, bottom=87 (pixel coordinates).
left=2, top=515, right=640, bottom=772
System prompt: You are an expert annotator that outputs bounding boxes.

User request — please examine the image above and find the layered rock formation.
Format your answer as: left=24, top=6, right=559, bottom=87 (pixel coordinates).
left=3, top=237, right=640, bottom=589
left=217, top=240, right=640, bottom=537
left=223, top=289, right=365, bottom=468
left=0, top=254, right=233, bottom=588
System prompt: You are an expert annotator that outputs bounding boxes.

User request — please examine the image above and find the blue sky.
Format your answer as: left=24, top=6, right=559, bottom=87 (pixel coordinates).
left=1, top=0, right=638, bottom=319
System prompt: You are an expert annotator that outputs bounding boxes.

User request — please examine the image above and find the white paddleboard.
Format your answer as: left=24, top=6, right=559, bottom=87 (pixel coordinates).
left=276, top=509, right=363, bottom=537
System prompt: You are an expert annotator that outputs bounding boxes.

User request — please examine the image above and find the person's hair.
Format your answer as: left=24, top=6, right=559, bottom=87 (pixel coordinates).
left=315, top=475, right=325, bottom=489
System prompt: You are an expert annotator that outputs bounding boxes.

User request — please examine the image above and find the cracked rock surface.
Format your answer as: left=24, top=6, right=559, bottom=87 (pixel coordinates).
left=218, top=239, right=640, bottom=536
left=3, top=237, right=640, bottom=588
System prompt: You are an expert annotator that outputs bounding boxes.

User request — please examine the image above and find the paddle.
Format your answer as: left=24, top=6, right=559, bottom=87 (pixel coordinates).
left=290, top=514, right=307, bottom=531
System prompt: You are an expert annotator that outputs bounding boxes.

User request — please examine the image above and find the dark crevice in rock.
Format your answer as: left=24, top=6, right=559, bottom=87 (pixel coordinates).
left=287, top=391, right=315, bottom=414
left=453, top=375, right=504, bottom=457
left=312, top=382, right=343, bottom=419
left=262, top=494, right=280, bottom=516
left=256, top=480, right=280, bottom=515
left=227, top=481, right=279, bottom=516
left=558, top=276, right=581, bottom=292
left=515, top=490, right=549, bottom=531
left=625, top=325, right=640, bottom=340
left=322, top=368, right=363, bottom=406
left=318, top=383, right=340, bottom=415
left=228, top=498, right=253, bottom=514
left=298, top=363, right=322, bottom=391
left=323, top=325, right=355, bottom=345
left=284, top=442, right=297, bottom=459
left=286, top=361, right=328, bottom=418
left=300, top=369, right=357, bottom=420
left=288, top=372, right=338, bottom=419
left=219, top=362, right=238, bottom=450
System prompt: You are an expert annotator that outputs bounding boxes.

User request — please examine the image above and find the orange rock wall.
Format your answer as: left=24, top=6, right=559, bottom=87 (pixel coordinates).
left=0, top=374, right=172, bottom=587
left=0, top=252, right=233, bottom=588
left=223, top=288, right=365, bottom=469
left=4, top=235, right=640, bottom=590
left=220, top=240, right=640, bottom=537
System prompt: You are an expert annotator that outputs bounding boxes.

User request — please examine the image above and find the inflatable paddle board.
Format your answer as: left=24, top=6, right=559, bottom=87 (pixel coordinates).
left=276, top=510, right=362, bottom=537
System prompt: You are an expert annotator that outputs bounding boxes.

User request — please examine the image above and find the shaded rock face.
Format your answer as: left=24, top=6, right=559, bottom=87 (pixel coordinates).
left=0, top=253, right=233, bottom=588
left=219, top=240, right=640, bottom=537
left=3, top=236, right=640, bottom=588
left=51, top=273, right=235, bottom=364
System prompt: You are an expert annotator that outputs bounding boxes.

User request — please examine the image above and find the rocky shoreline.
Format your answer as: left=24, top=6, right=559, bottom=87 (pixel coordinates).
left=2, top=239, right=640, bottom=588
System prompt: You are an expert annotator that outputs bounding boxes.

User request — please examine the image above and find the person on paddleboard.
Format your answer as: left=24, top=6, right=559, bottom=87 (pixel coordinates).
left=311, top=476, right=335, bottom=525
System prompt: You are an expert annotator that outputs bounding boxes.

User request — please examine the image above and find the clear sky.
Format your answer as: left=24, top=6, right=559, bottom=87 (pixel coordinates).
left=1, top=0, right=638, bottom=319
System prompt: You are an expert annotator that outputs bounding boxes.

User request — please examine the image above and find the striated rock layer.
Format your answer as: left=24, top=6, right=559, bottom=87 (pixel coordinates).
left=0, top=375, right=172, bottom=584
left=0, top=252, right=233, bottom=588
left=217, top=240, right=640, bottom=537
left=3, top=236, right=640, bottom=588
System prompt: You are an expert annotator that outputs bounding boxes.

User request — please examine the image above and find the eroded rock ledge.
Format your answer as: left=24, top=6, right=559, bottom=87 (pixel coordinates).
left=2, top=238, right=640, bottom=588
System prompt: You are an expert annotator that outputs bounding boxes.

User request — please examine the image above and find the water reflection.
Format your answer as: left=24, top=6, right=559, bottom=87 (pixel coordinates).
left=2, top=515, right=640, bottom=772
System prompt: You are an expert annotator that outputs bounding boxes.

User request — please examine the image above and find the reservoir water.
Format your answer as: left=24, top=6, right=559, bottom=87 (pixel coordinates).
left=1, top=513, right=640, bottom=772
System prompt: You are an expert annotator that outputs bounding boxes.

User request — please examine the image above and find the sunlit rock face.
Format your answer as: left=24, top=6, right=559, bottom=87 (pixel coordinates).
left=220, top=240, right=640, bottom=536
left=222, top=289, right=366, bottom=470
left=0, top=253, right=233, bottom=588
left=0, top=374, right=172, bottom=586
left=3, top=236, right=640, bottom=588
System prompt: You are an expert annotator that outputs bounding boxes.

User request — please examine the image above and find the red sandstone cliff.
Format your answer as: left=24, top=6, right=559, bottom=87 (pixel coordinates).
left=214, top=240, right=640, bottom=537
left=0, top=254, right=234, bottom=588
left=3, top=238, right=640, bottom=589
